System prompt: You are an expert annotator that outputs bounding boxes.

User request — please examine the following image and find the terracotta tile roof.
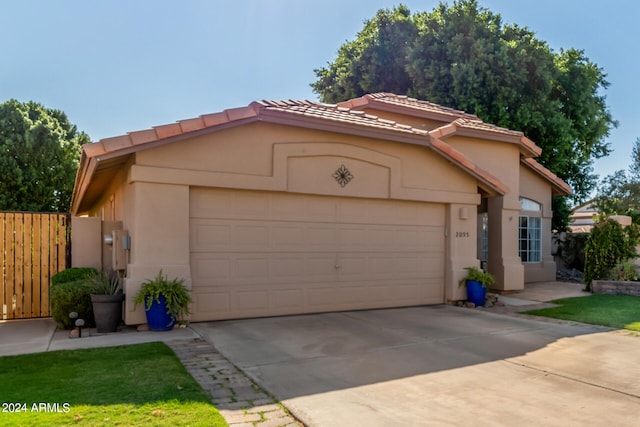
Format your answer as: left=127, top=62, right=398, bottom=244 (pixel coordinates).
left=253, top=99, right=429, bottom=136
left=339, top=93, right=479, bottom=121
left=85, top=105, right=261, bottom=159
left=521, top=157, right=572, bottom=196
left=256, top=99, right=404, bottom=127
left=431, top=119, right=542, bottom=158
left=82, top=100, right=446, bottom=160
left=341, top=93, right=542, bottom=157
left=453, top=118, right=521, bottom=137
left=71, top=95, right=517, bottom=213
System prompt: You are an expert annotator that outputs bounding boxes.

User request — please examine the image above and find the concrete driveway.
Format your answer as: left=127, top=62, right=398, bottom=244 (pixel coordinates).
left=192, top=305, right=640, bottom=427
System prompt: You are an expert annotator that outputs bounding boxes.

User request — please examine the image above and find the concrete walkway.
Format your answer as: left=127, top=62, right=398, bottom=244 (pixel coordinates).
left=484, top=280, right=591, bottom=317
left=505, top=280, right=589, bottom=302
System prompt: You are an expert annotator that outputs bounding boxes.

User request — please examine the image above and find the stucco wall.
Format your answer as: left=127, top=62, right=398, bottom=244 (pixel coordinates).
left=82, top=120, right=556, bottom=322
left=119, top=123, right=486, bottom=323
left=134, top=122, right=480, bottom=204
left=446, top=137, right=520, bottom=204
left=445, top=136, right=524, bottom=291
left=121, top=182, right=192, bottom=324
left=519, top=165, right=556, bottom=282
left=70, top=216, right=102, bottom=270
left=519, top=164, right=553, bottom=218
left=446, top=203, right=480, bottom=302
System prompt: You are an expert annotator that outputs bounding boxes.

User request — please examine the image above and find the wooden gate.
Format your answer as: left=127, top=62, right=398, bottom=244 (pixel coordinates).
left=0, top=212, right=69, bottom=320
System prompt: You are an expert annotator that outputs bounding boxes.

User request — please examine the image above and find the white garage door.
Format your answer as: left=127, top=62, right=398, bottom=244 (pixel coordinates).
left=190, top=188, right=445, bottom=321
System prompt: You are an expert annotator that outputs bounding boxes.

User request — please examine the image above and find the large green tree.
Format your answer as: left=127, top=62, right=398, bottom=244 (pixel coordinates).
left=312, top=1, right=616, bottom=229
left=0, top=100, right=90, bottom=212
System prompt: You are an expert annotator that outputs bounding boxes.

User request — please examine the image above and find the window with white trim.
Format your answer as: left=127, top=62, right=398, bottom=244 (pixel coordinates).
left=519, top=198, right=542, bottom=263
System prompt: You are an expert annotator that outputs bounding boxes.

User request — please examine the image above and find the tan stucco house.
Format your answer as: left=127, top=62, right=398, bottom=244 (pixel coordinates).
left=70, top=93, right=571, bottom=324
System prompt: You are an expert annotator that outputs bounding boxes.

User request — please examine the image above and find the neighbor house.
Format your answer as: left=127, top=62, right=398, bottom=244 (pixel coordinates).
left=568, top=201, right=598, bottom=233
left=70, top=93, right=571, bottom=324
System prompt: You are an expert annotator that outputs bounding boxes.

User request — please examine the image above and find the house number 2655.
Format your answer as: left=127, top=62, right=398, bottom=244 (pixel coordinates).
left=455, top=231, right=470, bottom=238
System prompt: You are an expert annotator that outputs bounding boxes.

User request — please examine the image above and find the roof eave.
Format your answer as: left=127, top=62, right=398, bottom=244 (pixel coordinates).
left=256, top=108, right=432, bottom=147
left=70, top=152, right=98, bottom=216
left=521, top=158, right=573, bottom=196
left=429, top=137, right=508, bottom=196
left=71, top=113, right=261, bottom=215
left=436, top=125, right=541, bottom=157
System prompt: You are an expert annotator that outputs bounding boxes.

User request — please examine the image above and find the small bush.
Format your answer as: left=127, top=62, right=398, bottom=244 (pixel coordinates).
left=51, top=267, right=100, bottom=287
left=50, top=280, right=95, bottom=329
left=584, top=218, right=640, bottom=290
left=84, top=270, right=122, bottom=295
left=607, top=260, right=639, bottom=281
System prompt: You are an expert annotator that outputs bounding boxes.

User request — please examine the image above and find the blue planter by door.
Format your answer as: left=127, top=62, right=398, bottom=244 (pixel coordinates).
left=145, top=296, right=175, bottom=331
left=465, top=280, right=487, bottom=307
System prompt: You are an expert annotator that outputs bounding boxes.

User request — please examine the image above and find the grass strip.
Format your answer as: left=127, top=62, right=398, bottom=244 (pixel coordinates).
left=0, top=342, right=227, bottom=426
left=523, top=294, right=640, bottom=331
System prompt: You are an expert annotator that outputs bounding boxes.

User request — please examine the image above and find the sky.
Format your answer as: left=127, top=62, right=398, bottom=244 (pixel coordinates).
left=1, top=0, right=638, bottom=189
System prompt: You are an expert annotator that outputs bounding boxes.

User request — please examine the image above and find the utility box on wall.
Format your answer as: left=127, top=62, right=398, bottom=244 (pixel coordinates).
left=111, top=229, right=130, bottom=271
left=102, top=221, right=130, bottom=273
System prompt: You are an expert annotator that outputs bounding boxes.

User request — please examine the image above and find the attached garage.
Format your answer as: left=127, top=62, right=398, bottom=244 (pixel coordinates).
left=70, top=93, right=569, bottom=325
left=189, top=188, right=445, bottom=320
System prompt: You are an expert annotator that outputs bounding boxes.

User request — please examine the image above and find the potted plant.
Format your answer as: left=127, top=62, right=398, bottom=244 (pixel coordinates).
left=88, top=270, right=124, bottom=333
left=459, top=266, right=495, bottom=307
left=134, top=270, right=191, bottom=331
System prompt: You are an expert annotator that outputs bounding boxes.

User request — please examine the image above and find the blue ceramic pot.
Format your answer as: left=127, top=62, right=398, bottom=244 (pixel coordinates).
left=145, top=296, right=175, bottom=331
left=465, top=280, right=487, bottom=307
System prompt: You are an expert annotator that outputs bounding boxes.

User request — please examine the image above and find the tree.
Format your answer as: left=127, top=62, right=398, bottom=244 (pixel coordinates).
left=594, top=138, right=640, bottom=222
left=312, top=0, right=616, bottom=229
left=0, top=99, right=90, bottom=212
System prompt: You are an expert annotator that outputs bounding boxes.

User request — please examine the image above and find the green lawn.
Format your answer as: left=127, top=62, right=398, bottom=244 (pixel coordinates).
left=523, top=294, right=640, bottom=331
left=0, top=342, right=227, bottom=427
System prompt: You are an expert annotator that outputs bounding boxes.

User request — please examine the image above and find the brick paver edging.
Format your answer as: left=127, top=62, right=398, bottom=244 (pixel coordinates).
left=167, top=338, right=303, bottom=427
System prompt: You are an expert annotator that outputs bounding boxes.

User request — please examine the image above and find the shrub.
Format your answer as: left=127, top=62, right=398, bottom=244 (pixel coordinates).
left=458, top=266, right=495, bottom=288
left=607, top=260, right=639, bottom=281
left=50, top=280, right=95, bottom=329
left=51, top=267, right=100, bottom=287
left=556, top=232, right=588, bottom=271
left=584, top=218, right=640, bottom=290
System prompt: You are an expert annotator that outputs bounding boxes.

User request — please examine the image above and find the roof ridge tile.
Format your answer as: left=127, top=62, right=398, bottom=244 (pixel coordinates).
left=366, top=92, right=479, bottom=120
left=128, top=129, right=158, bottom=145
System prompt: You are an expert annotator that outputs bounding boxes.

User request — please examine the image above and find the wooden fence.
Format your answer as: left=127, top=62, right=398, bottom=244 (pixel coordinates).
left=0, top=212, right=70, bottom=320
